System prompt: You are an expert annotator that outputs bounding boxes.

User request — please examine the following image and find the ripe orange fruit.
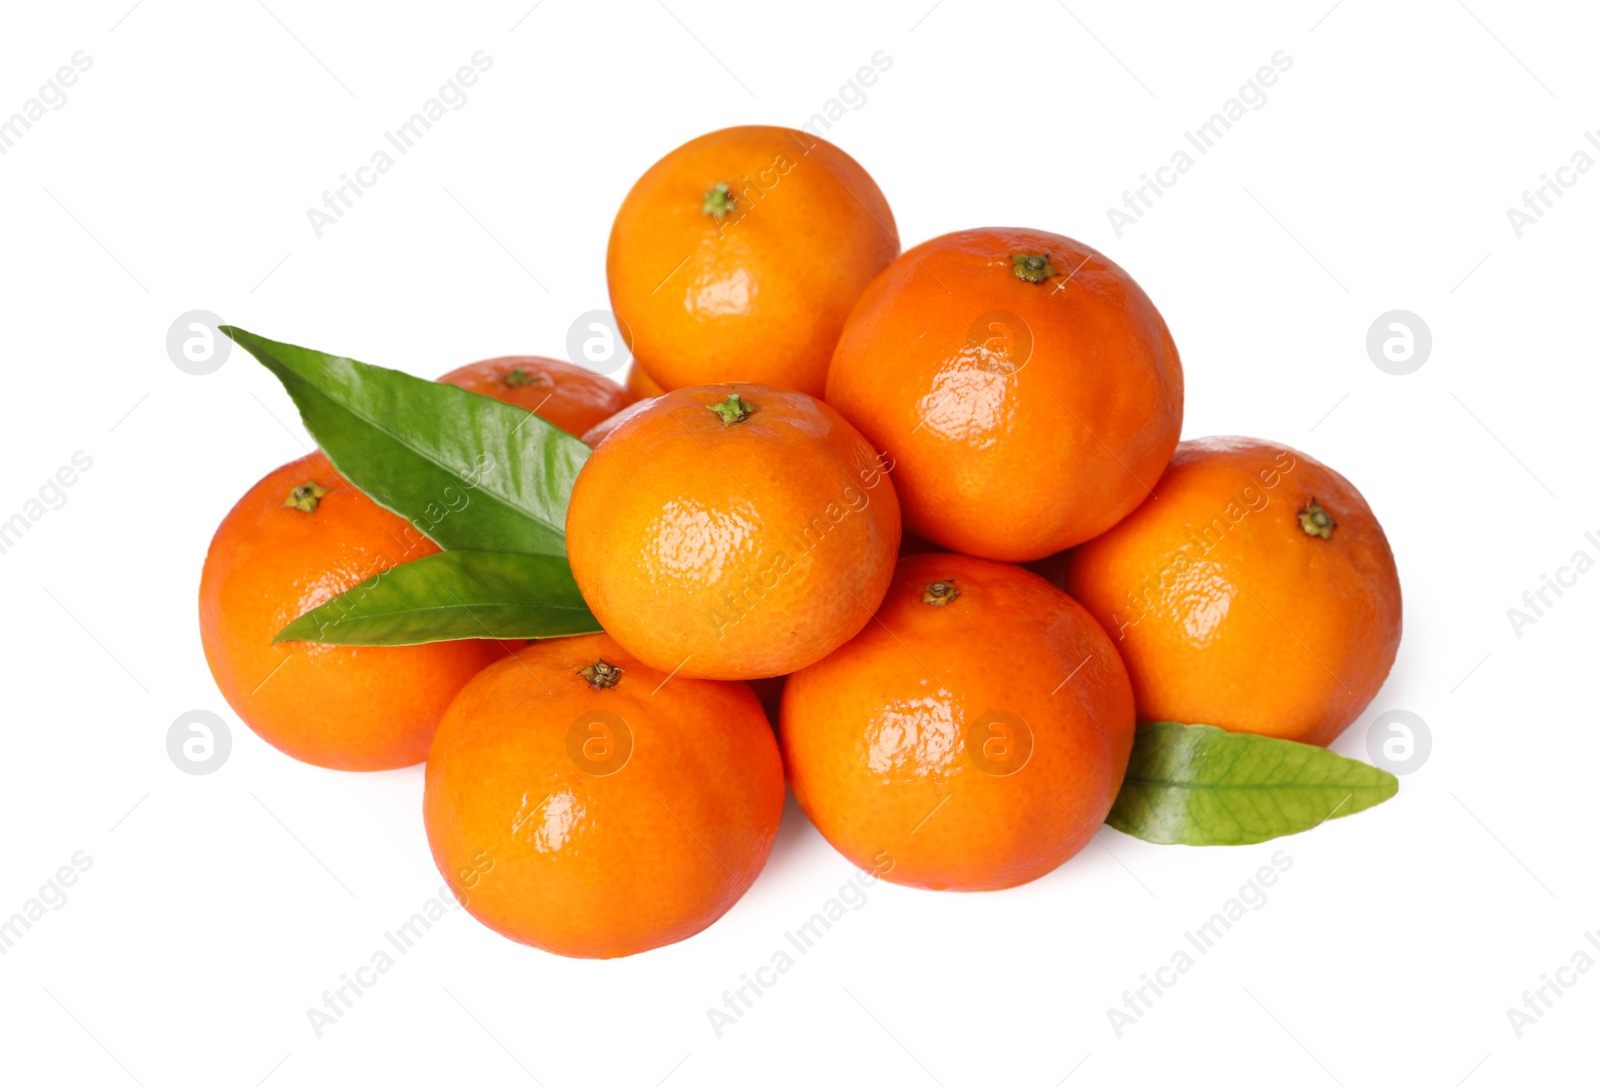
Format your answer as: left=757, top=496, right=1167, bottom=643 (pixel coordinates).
left=579, top=397, right=655, bottom=449
left=826, top=227, right=1183, bottom=562
left=625, top=363, right=665, bottom=400
left=199, top=453, right=504, bottom=770
left=781, top=552, right=1136, bottom=891
left=607, top=125, right=899, bottom=398
left=1061, top=437, right=1402, bottom=747
left=424, top=633, right=783, bottom=958
left=566, top=384, right=901, bottom=680
left=437, top=356, right=628, bottom=438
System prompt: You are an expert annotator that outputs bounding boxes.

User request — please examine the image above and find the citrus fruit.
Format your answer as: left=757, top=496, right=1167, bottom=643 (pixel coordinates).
left=423, top=633, right=784, bottom=958
left=607, top=125, right=899, bottom=398
left=1060, top=437, right=1402, bottom=747
left=625, top=363, right=666, bottom=400
left=437, top=355, right=628, bottom=437
left=579, top=397, right=655, bottom=449
left=566, top=384, right=901, bottom=680
left=826, top=227, right=1183, bottom=561
left=780, top=552, right=1136, bottom=891
left=199, top=453, right=504, bottom=770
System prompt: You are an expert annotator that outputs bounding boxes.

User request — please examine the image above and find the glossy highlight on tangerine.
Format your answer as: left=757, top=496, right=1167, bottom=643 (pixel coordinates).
left=607, top=125, right=899, bottom=398
left=826, top=227, right=1183, bottom=562
left=565, top=384, right=901, bottom=680
left=781, top=552, right=1136, bottom=891
left=1061, top=437, right=1402, bottom=747
left=423, top=633, right=784, bottom=959
left=198, top=452, right=504, bottom=770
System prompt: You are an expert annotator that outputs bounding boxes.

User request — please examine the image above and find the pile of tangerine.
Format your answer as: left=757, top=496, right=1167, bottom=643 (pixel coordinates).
left=200, top=126, right=1401, bottom=959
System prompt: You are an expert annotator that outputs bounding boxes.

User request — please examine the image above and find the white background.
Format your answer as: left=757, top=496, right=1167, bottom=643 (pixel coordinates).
left=1, top=1, right=1595, bottom=1084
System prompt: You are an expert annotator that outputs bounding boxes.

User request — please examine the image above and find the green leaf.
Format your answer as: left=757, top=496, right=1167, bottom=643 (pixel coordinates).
left=222, top=326, right=588, bottom=557
left=275, top=551, right=601, bottom=646
left=1107, top=722, right=1398, bottom=846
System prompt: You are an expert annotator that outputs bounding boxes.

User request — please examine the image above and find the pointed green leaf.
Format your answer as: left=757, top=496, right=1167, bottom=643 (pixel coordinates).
left=1107, top=722, right=1398, bottom=846
left=222, top=326, right=588, bottom=556
left=275, top=551, right=601, bottom=646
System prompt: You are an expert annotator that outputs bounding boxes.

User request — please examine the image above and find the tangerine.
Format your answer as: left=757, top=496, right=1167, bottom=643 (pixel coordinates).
left=625, top=363, right=666, bottom=400
left=579, top=397, right=656, bottom=449
left=437, top=355, right=628, bottom=438
left=566, top=384, right=900, bottom=680
left=424, top=633, right=783, bottom=958
left=826, top=227, right=1183, bottom=561
left=199, top=453, right=503, bottom=770
left=1061, top=437, right=1402, bottom=746
left=607, top=125, right=898, bottom=397
left=781, top=552, right=1136, bottom=891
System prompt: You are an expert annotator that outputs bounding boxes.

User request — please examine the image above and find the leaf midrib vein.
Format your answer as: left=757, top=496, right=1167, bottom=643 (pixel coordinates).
left=316, top=602, right=593, bottom=623
left=308, top=376, right=573, bottom=537
left=1125, top=779, right=1382, bottom=792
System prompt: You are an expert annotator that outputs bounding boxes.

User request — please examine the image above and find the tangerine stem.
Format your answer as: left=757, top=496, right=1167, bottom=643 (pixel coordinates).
left=1011, top=253, right=1058, bottom=283
left=702, top=183, right=736, bottom=221
left=580, top=660, right=624, bottom=689
left=707, top=394, right=753, bottom=426
left=283, top=481, right=328, bottom=513
left=1298, top=499, right=1336, bottom=540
